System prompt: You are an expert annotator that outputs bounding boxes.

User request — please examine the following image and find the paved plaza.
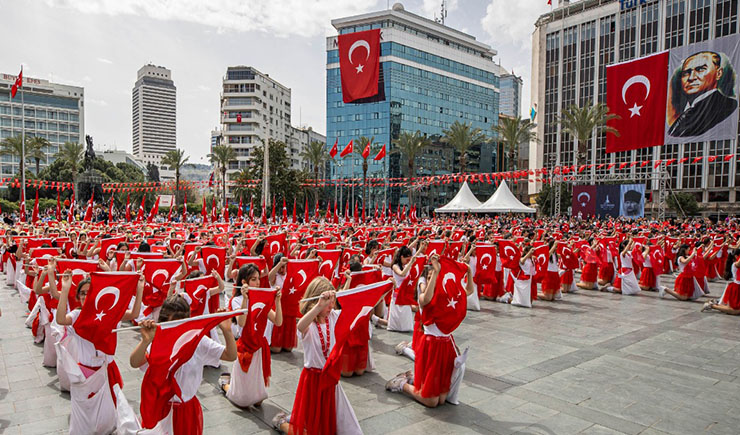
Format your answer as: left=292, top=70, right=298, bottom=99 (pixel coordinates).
left=1, top=275, right=739, bottom=435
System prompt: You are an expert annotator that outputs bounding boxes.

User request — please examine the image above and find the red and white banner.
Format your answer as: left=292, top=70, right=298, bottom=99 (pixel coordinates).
left=338, top=29, right=381, bottom=103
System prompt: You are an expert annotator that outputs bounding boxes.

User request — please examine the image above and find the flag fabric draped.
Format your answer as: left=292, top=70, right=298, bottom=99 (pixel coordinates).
left=340, top=140, right=353, bottom=158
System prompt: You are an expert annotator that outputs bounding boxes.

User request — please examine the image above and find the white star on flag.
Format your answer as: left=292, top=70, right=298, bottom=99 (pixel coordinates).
left=628, top=103, right=642, bottom=118
left=95, top=312, right=106, bottom=321
left=355, top=64, right=364, bottom=73
left=446, top=297, right=458, bottom=310
left=289, top=287, right=297, bottom=294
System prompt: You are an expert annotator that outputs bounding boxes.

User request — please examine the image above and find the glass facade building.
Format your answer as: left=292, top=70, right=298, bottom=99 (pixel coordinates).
left=531, top=0, right=740, bottom=215
left=327, top=4, right=502, bottom=207
left=0, top=73, right=84, bottom=178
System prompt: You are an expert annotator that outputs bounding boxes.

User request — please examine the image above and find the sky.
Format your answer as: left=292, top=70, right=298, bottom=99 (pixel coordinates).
left=1, top=0, right=552, bottom=163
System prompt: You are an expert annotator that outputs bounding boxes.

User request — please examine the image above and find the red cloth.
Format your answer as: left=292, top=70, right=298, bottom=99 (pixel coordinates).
left=413, top=335, right=456, bottom=398
left=541, top=271, right=560, bottom=294
left=338, top=29, right=381, bottom=103
left=270, top=316, right=297, bottom=350
left=172, top=397, right=203, bottom=435
left=639, top=267, right=656, bottom=289
left=581, top=263, right=598, bottom=283
left=340, top=343, right=369, bottom=373
left=560, top=270, right=574, bottom=286
left=673, top=272, right=695, bottom=298
left=720, top=282, right=740, bottom=310
left=289, top=368, right=336, bottom=435
left=598, top=262, right=614, bottom=283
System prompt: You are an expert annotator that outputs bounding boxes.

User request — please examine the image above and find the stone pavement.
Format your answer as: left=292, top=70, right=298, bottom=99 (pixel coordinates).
left=1, top=274, right=739, bottom=435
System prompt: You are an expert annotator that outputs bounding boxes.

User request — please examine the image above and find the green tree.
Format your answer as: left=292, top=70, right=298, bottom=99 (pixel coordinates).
left=535, top=183, right=570, bottom=216
left=209, top=144, right=236, bottom=207
left=54, top=141, right=84, bottom=179
left=300, top=140, right=327, bottom=202
left=237, top=139, right=305, bottom=215
left=0, top=135, right=27, bottom=181
left=441, top=121, right=486, bottom=173
left=393, top=131, right=430, bottom=205
left=559, top=102, right=620, bottom=169
left=354, top=136, right=375, bottom=211
left=493, top=116, right=537, bottom=171
left=26, top=136, right=49, bottom=175
left=667, top=192, right=701, bottom=217
left=161, top=149, right=189, bottom=206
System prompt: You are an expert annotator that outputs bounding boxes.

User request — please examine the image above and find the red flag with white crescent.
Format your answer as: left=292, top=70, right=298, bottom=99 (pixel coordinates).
left=282, top=259, right=319, bottom=317
left=183, top=275, right=218, bottom=317
left=423, top=256, right=468, bottom=335
left=31, top=189, right=39, bottom=223
left=338, top=29, right=381, bottom=103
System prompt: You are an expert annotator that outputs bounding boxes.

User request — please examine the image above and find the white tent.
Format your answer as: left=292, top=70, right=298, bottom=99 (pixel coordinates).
left=474, top=181, right=536, bottom=214
left=434, top=181, right=483, bottom=213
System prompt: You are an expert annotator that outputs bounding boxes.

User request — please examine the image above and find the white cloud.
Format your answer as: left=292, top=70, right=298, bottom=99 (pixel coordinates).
left=480, top=0, right=549, bottom=48
left=45, top=0, right=384, bottom=37
left=96, top=57, right=113, bottom=64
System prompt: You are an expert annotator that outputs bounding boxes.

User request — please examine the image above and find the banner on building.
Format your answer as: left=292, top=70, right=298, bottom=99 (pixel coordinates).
left=595, top=185, right=621, bottom=218
left=338, top=29, right=381, bottom=103
left=666, top=34, right=740, bottom=142
left=572, top=185, right=596, bottom=217
left=606, top=34, right=740, bottom=152
left=619, top=184, right=645, bottom=218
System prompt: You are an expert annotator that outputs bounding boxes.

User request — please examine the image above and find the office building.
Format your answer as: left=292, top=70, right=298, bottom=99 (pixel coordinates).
left=327, top=3, right=502, bottom=207
left=288, top=126, right=327, bottom=172
left=219, top=66, right=291, bottom=177
left=498, top=69, right=523, bottom=118
left=530, top=0, right=740, bottom=215
left=0, top=73, right=84, bottom=177
left=132, top=64, right=176, bottom=173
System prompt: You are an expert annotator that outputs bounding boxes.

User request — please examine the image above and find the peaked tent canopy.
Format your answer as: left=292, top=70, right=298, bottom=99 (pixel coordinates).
left=434, top=181, right=483, bottom=213
left=474, top=181, right=536, bottom=214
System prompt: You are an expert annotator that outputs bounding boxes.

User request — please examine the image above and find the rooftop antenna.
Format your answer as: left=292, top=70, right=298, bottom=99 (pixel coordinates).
left=434, top=0, right=448, bottom=25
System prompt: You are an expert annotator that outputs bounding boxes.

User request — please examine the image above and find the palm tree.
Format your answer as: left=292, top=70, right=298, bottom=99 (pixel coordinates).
left=559, top=101, right=620, bottom=169
left=161, top=148, right=189, bottom=207
left=54, top=141, right=84, bottom=178
left=300, top=140, right=327, bottom=202
left=0, top=136, right=26, bottom=179
left=208, top=144, right=236, bottom=207
left=393, top=131, right=430, bottom=205
left=492, top=116, right=538, bottom=171
left=441, top=121, right=486, bottom=173
left=354, top=136, right=375, bottom=212
left=25, top=136, right=50, bottom=175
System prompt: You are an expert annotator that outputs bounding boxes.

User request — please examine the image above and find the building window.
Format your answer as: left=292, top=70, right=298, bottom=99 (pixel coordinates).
left=640, top=1, right=660, bottom=56
left=561, top=26, right=578, bottom=166
left=579, top=21, right=596, bottom=106
left=598, top=15, right=616, bottom=103
left=707, top=140, right=731, bottom=188
left=665, top=0, right=686, bottom=49
left=619, top=8, right=637, bottom=61
left=544, top=32, right=560, bottom=165
left=689, top=0, right=711, bottom=43
left=682, top=142, right=704, bottom=189
left=715, top=0, right=738, bottom=37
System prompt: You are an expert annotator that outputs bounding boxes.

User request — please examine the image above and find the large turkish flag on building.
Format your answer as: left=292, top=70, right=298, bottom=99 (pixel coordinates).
left=572, top=185, right=596, bottom=217
left=606, top=51, right=669, bottom=153
left=338, top=29, right=381, bottom=103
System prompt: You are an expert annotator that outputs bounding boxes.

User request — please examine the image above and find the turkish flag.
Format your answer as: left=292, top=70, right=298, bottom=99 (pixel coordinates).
left=426, top=240, right=446, bottom=257
left=649, top=245, right=665, bottom=275
left=572, top=185, right=596, bottom=217
left=340, top=139, right=353, bottom=157
left=606, top=51, right=668, bottom=153
left=263, top=233, right=287, bottom=267
left=317, top=249, right=341, bottom=279
left=136, top=195, right=146, bottom=222
left=73, top=272, right=139, bottom=355
left=67, top=193, right=75, bottom=222
left=236, top=288, right=276, bottom=382
left=338, top=28, right=381, bottom=103
left=31, top=190, right=39, bottom=223
left=201, top=246, right=226, bottom=277
left=329, top=138, right=338, bottom=158
left=10, top=68, right=22, bottom=98
left=234, top=256, right=270, bottom=287
left=100, top=236, right=125, bottom=261
left=321, top=280, right=392, bottom=388
left=373, top=247, right=395, bottom=267
left=237, top=197, right=243, bottom=220
left=84, top=192, right=94, bottom=222
left=201, top=197, right=208, bottom=223
left=532, top=244, right=550, bottom=275
left=147, top=196, right=160, bottom=223
left=498, top=240, right=521, bottom=269
left=475, top=244, right=496, bottom=284
left=580, top=245, right=600, bottom=264
left=373, top=144, right=386, bottom=161
left=348, top=269, right=382, bottom=289
left=211, top=198, right=217, bottom=223
left=183, top=275, right=217, bottom=317
left=396, top=255, right=426, bottom=305
left=361, top=141, right=371, bottom=159
left=142, top=258, right=181, bottom=291
left=282, top=259, right=319, bottom=317
left=140, top=310, right=240, bottom=429
left=557, top=244, right=579, bottom=269
left=236, top=113, right=242, bottom=123
left=56, top=190, right=62, bottom=221
left=424, top=256, right=468, bottom=335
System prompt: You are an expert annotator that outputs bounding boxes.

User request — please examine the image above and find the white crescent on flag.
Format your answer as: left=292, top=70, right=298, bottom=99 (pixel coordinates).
left=169, top=329, right=200, bottom=361
left=95, top=286, right=120, bottom=311
left=206, top=254, right=220, bottom=267
left=194, top=285, right=208, bottom=302
left=349, top=306, right=374, bottom=330
left=504, top=246, right=516, bottom=259
left=319, top=260, right=334, bottom=274
left=152, top=269, right=169, bottom=286
left=348, top=40, right=370, bottom=63
left=297, top=269, right=308, bottom=287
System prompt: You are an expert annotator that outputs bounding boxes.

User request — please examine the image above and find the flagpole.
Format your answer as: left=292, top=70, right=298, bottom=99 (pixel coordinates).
left=20, top=70, right=26, bottom=213
left=112, top=308, right=249, bottom=332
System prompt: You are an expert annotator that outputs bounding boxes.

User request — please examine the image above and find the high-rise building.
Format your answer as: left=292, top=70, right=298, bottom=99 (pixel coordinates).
left=327, top=3, right=502, bottom=208
left=530, top=0, right=740, bottom=215
left=220, top=66, right=292, bottom=178
left=0, top=73, right=84, bottom=178
left=132, top=64, right=176, bottom=173
left=288, top=126, right=327, bottom=172
left=498, top=70, right=523, bottom=118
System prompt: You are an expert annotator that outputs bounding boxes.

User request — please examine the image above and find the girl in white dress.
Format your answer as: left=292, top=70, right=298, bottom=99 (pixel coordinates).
left=608, top=239, right=642, bottom=295
left=272, top=277, right=362, bottom=435
left=387, top=245, right=424, bottom=331
left=512, top=243, right=535, bottom=308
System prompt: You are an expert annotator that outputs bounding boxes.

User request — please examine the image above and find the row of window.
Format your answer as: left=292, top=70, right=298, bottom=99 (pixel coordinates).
left=0, top=118, right=79, bottom=132
left=0, top=105, right=80, bottom=121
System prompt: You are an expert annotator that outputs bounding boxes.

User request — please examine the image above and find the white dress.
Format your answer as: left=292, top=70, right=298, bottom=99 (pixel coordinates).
left=511, top=259, right=534, bottom=308
left=618, top=253, right=641, bottom=296
left=467, top=255, right=481, bottom=311
left=293, top=310, right=362, bottom=435
left=387, top=268, right=414, bottom=332
left=225, top=294, right=269, bottom=407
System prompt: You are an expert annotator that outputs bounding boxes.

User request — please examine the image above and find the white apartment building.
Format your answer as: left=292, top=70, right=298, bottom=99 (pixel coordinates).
left=132, top=64, right=176, bottom=176
left=0, top=73, right=84, bottom=177
left=288, top=126, right=327, bottom=172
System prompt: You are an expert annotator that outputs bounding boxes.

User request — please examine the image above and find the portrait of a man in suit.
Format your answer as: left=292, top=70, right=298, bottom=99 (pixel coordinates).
left=667, top=51, right=738, bottom=138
